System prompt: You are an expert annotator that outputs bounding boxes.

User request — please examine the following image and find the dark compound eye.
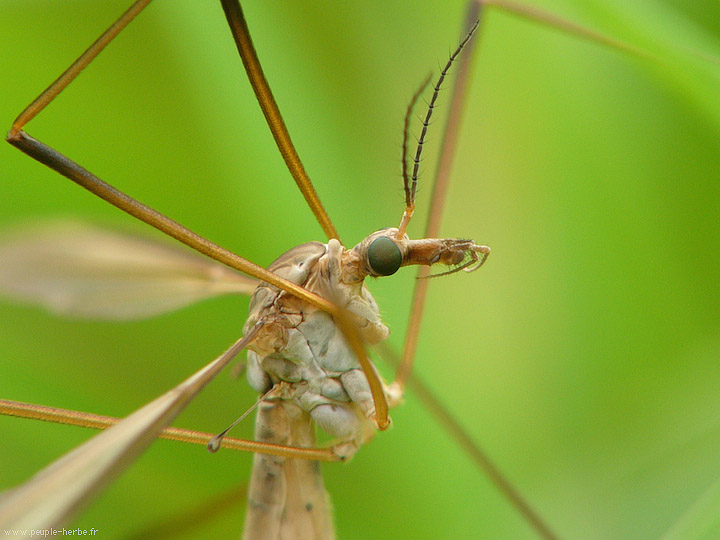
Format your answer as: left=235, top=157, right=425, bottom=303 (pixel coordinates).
left=367, top=236, right=402, bottom=276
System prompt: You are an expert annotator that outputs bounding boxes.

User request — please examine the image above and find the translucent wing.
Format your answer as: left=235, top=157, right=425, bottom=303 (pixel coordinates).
left=0, top=221, right=259, bottom=320
left=0, top=330, right=257, bottom=530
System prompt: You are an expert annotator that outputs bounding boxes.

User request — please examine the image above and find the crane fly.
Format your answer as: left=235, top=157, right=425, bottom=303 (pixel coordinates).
left=1, top=2, right=494, bottom=538
left=2, top=1, right=717, bottom=539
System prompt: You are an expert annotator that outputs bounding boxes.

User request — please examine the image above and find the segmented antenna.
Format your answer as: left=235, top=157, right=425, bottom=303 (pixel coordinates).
left=402, top=74, right=432, bottom=207
left=397, top=19, right=480, bottom=238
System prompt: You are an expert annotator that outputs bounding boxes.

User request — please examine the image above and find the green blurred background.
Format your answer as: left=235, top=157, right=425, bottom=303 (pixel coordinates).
left=1, top=1, right=719, bottom=539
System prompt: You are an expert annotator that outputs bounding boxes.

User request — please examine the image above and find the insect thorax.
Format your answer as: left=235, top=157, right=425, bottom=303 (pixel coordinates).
left=243, top=239, right=389, bottom=454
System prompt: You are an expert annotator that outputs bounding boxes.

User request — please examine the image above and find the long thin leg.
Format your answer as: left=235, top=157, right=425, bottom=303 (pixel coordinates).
left=0, top=326, right=258, bottom=528
left=6, top=132, right=326, bottom=313
left=6, top=0, right=325, bottom=313
left=388, top=0, right=659, bottom=537
left=394, top=0, right=646, bottom=391
left=220, top=2, right=388, bottom=427
left=12, top=0, right=340, bottom=246
left=220, top=0, right=339, bottom=241
left=395, top=4, right=483, bottom=389
left=381, top=344, right=562, bottom=540
left=10, top=0, right=153, bottom=133
left=0, top=399, right=339, bottom=461
left=390, top=0, right=651, bottom=537
left=5, top=132, right=388, bottom=429
left=391, top=11, right=561, bottom=540
left=6, top=2, right=388, bottom=429
left=483, top=0, right=646, bottom=58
